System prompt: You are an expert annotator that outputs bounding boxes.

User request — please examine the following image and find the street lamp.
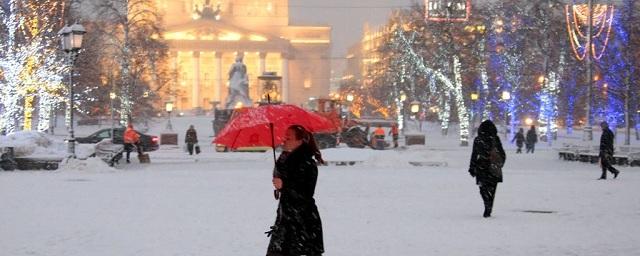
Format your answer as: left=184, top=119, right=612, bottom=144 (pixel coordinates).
left=525, top=117, right=534, bottom=126
left=110, top=92, right=116, bottom=140
left=165, top=101, right=174, bottom=131
left=501, top=91, right=511, bottom=139
left=346, top=93, right=354, bottom=103
left=470, top=92, right=479, bottom=137
left=410, top=101, right=420, bottom=114
left=345, top=93, right=355, bottom=125
left=58, top=22, right=86, bottom=158
left=410, top=100, right=420, bottom=131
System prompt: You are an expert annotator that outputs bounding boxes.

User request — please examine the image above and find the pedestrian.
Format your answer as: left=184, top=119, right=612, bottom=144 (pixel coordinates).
left=266, top=125, right=324, bottom=256
left=598, top=121, right=620, bottom=180
left=525, top=125, right=538, bottom=153
left=185, top=125, right=198, bottom=155
left=511, top=128, right=525, bottom=153
left=123, top=123, right=142, bottom=163
left=389, top=123, right=399, bottom=148
left=469, top=120, right=506, bottom=218
left=373, top=125, right=385, bottom=150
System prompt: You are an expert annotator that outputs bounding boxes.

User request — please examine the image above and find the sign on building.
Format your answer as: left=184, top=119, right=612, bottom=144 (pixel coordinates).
left=425, top=0, right=471, bottom=22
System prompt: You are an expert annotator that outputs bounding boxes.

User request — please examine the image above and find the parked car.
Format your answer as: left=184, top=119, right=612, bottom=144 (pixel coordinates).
left=76, top=127, right=159, bottom=152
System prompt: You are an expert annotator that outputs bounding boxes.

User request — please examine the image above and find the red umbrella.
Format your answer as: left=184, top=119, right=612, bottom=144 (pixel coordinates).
left=213, top=104, right=338, bottom=149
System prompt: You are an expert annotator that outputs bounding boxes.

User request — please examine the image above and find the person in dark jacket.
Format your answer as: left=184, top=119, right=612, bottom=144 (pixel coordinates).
left=525, top=125, right=538, bottom=153
left=469, top=120, right=506, bottom=218
left=599, top=121, right=620, bottom=180
left=511, top=128, right=525, bottom=153
left=185, top=125, right=198, bottom=155
left=267, top=125, right=324, bottom=256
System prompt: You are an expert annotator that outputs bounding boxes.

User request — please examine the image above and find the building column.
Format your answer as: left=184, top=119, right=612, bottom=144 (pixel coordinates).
left=214, top=52, right=223, bottom=102
left=281, top=52, right=289, bottom=103
left=259, top=52, right=267, bottom=75
left=192, top=51, right=200, bottom=109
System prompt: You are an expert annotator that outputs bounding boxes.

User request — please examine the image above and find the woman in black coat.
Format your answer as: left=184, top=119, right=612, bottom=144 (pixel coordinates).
left=267, top=125, right=324, bottom=256
left=469, top=120, right=506, bottom=218
left=525, top=125, right=538, bottom=153
left=511, top=128, right=525, bottom=153
left=184, top=125, right=198, bottom=155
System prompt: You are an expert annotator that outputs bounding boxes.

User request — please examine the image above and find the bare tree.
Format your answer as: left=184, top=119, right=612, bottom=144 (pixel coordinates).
left=93, top=0, right=169, bottom=126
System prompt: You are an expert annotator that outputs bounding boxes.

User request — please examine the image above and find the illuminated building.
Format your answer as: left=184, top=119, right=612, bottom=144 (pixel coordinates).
left=156, top=0, right=331, bottom=110
left=343, top=23, right=388, bottom=88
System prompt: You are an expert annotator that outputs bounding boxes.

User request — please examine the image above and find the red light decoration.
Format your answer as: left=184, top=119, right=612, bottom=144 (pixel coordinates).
left=565, top=3, right=615, bottom=61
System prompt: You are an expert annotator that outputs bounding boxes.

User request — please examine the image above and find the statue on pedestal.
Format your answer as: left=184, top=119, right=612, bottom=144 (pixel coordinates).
left=225, top=54, right=252, bottom=109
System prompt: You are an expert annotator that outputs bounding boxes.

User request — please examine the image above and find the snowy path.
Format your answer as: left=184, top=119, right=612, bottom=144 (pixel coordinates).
left=1, top=145, right=639, bottom=256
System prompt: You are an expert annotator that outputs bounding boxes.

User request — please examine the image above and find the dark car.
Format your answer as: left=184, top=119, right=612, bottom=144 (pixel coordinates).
left=76, top=127, right=159, bottom=152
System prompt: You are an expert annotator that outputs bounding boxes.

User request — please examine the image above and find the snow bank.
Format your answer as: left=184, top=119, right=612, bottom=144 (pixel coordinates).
left=0, top=131, right=54, bottom=156
left=58, top=157, right=117, bottom=173
left=320, top=146, right=449, bottom=168
left=0, top=131, right=94, bottom=159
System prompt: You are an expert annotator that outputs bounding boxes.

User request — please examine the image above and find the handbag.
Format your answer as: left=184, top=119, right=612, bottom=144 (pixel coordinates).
left=195, top=143, right=201, bottom=154
left=488, top=140, right=504, bottom=180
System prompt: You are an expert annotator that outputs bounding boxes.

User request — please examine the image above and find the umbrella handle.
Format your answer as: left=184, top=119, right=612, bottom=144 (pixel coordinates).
left=267, top=95, right=279, bottom=201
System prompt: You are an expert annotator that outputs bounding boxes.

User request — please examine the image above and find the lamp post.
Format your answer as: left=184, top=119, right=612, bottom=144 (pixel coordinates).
left=346, top=93, right=354, bottom=124
left=501, top=91, right=511, bottom=139
left=165, top=101, right=174, bottom=131
left=58, top=22, right=86, bottom=159
left=110, top=92, right=116, bottom=140
left=410, top=100, right=420, bottom=132
left=470, top=92, right=479, bottom=137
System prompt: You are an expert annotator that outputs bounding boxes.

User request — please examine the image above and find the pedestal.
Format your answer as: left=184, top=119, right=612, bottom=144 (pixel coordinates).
left=160, top=133, right=178, bottom=145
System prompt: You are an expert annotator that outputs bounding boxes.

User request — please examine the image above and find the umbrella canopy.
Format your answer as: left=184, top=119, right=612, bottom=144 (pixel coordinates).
left=213, top=104, right=338, bottom=149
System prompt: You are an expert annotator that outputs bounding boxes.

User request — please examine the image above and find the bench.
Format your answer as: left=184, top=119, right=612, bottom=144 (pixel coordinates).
left=14, top=156, right=64, bottom=170
left=559, top=144, right=640, bottom=166
left=408, top=161, right=448, bottom=167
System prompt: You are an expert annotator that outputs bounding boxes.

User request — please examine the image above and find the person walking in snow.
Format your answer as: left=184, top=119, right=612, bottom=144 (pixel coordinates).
left=267, top=125, right=324, bottom=256
left=512, top=128, right=525, bottom=153
left=123, top=123, right=142, bottom=163
left=525, top=125, right=538, bottom=153
left=184, top=125, right=198, bottom=155
left=469, top=120, right=506, bottom=218
left=389, top=123, right=399, bottom=148
left=598, top=121, right=620, bottom=180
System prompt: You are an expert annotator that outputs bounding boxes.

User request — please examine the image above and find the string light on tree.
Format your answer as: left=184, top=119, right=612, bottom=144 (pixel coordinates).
left=392, top=28, right=470, bottom=145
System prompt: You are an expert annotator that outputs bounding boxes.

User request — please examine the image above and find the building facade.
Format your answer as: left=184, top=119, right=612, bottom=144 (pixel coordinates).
left=343, top=23, right=387, bottom=90
left=155, top=0, right=332, bottom=110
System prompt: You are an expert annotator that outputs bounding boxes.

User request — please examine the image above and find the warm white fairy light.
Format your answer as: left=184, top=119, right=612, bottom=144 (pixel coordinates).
left=0, top=1, right=67, bottom=133
left=0, top=2, right=26, bottom=133
left=394, top=29, right=470, bottom=145
left=477, top=39, right=491, bottom=120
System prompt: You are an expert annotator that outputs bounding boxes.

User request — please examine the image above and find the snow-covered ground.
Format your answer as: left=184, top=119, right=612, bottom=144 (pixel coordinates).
left=1, top=116, right=639, bottom=255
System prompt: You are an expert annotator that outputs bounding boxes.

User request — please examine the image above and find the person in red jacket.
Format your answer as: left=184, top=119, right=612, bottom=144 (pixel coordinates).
left=373, top=125, right=386, bottom=150
left=123, top=123, right=141, bottom=163
left=389, top=123, right=399, bottom=148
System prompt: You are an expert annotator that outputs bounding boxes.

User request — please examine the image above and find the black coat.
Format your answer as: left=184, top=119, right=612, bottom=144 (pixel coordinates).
left=469, top=120, right=506, bottom=185
left=512, top=132, right=525, bottom=147
left=185, top=128, right=198, bottom=144
left=267, top=143, right=324, bottom=255
left=600, top=127, right=615, bottom=156
left=526, top=129, right=537, bottom=145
